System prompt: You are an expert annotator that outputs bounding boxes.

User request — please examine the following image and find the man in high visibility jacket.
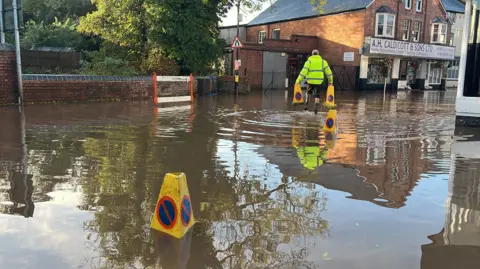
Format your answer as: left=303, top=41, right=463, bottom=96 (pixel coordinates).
left=296, top=50, right=334, bottom=115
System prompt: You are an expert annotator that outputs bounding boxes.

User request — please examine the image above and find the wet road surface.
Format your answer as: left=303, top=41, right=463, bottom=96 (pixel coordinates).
left=0, top=90, right=479, bottom=269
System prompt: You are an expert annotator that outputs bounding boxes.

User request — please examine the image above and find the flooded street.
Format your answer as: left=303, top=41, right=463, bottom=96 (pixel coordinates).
left=0, top=90, right=479, bottom=269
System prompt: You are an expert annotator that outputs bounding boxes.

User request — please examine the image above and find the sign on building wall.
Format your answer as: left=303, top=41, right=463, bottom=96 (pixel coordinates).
left=343, top=52, right=354, bottom=62
left=369, top=38, right=455, bottom=60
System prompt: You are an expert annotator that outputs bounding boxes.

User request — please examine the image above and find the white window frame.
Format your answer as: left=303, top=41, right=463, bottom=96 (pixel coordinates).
left=258, top=30, right=266, bottom=44
left=413, top=21, right=421, bottom=42
left=272, top=29, right=280, bottom=40
left=403, top=20, right=411, bottom=41
left=416, top=0, right=423, bottom=12
left=405, top=0, right=412, bottom=9
left=431, top=23, right=447, bottom=44
left=375, top=13, right=396, bottom=38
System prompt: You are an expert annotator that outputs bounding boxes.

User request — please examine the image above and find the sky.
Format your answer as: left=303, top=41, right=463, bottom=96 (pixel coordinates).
left=221, top=3, right=269, bottom=26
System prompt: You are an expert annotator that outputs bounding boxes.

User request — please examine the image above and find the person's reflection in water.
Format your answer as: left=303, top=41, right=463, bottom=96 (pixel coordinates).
left=292, top=120, right=328, bottom=171
left=8, top=171, right=34, bottom=218
left=153, top=229, right=193, bottom=269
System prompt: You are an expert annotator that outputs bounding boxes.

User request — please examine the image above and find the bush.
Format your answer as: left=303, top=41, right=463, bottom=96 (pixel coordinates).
left=80, top=50, right=140, bottom=76
left=142, top=47, right=180, bottom=76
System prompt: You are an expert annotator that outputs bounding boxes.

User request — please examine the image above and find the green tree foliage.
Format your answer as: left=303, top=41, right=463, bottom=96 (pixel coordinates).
left=21, top=18, right=94, bottom=50
left=152, top=0, right=231, bottom=74
left=78, top=0, right=151, bottom=60
left=23, top=0, right=93, bottom=23
left=311, top=0, right=328, bottom=14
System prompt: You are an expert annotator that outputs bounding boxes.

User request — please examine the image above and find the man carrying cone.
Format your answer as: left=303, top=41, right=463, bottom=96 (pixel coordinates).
left=295, top=49, right=334, bottom=115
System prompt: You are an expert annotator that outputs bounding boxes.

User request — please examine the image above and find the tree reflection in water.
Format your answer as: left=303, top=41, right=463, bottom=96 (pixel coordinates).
left=77, top=117, right=330, bottom=268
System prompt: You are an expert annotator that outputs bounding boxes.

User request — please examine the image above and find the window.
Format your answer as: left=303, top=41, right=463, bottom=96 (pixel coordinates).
left=376, top=13, right=396, bottom=38
left=258, top=31, right=266, bottom=44
left=413, top=21, right=421, bottom=42
left=405, top=0, right=412, bottom=9
left=403, top=20, right=411, bottom=41
left=431, top=23, right=447, bottom=44
left=450, top=32, right=455, bottom=46
left=447, top=59, right=460, bottom=80
left=416, top=0, right=423, bottom=12
left=272, top=29, right=280, bottom=39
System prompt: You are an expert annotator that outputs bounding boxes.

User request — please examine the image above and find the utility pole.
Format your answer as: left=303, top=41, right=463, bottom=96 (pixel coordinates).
left=12, top=0, right=23, bottom=105
left=234, top=0, right=241, bottom=99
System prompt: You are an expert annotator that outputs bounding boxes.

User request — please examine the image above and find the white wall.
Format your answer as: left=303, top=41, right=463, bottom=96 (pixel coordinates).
left=451, top=13, right=465, bottom=57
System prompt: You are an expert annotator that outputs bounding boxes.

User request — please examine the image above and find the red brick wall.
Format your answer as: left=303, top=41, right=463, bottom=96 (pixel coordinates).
left=365, top=0, right=450, bottom=43
left=23, top=80, right=153, bottom=103
left=238, top=49, right=263, bottom=89
left=246, top=11, right=366, bottom=66
left=0, top=51, right=18, bottom=105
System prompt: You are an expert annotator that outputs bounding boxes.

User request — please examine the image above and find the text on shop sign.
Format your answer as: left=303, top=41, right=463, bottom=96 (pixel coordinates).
left=369, top=38, right=455, bottom=60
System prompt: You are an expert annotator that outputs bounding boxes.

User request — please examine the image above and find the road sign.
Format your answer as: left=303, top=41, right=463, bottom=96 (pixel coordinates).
left=181, top=195, right=192, bottom=227
left=231, top=36, right=243, bottom=48
left=157, top=196, right=177, bottom=230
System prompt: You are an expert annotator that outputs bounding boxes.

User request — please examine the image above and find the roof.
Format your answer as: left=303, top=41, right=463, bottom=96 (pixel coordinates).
left=441, top=0, right=465, bottom=13
left=431, top=16, right=448, bottom=23
left=376, top=5, right=396, bottom=14
left=248, top=0, right=372, bottom=26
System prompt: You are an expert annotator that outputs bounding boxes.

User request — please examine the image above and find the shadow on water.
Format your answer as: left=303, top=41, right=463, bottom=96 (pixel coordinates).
left=0, top=89, right=478, bottom=269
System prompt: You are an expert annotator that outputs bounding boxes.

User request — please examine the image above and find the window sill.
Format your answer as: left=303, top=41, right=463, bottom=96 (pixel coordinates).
left=375, top=35, right=395, bottom=39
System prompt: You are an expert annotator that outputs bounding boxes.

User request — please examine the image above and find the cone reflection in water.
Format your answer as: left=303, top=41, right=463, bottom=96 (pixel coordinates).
left=324, top=85, right=336, bottom=109
left=323, top=109, right=337, bottom=133
left=292, top=84, right=304, bottom=105
left=153, top=229, right=193, bottom=269
left=151, top=173, right=196, bottom=239
left=323, top=109, right=338, bottom=149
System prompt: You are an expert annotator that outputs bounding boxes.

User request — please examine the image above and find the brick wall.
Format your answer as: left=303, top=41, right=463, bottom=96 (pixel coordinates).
left=238, top=49, right=263, bottom=89
left=218, top=76, right=251, bottom=94
left=365, top=0, right=450, bottom=43
left=0, top=49, right=18, bottom=105
left=21, top=75, right=153, bottom=104
left=246, top=10, right=366, bottom=66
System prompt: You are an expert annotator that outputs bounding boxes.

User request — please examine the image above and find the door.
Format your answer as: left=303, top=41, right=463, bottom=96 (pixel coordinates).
left=428, top=61, right=443, bottom=85
left=262, top=52, right=287, bottom=90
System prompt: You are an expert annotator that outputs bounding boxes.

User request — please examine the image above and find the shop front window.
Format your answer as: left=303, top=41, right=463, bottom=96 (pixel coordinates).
left=448, top=59, right=460, bottom=80
left=368, top=58, right=391, bottom=84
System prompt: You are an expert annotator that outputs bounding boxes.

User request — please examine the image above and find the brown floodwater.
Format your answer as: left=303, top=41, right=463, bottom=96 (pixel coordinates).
left=0, top=90, right=479, bottom=269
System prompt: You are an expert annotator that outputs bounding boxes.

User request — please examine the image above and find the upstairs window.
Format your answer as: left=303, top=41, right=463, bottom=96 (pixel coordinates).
left=431, top=23, right=447, bottom=44
left=376, top=13, right=396, bottom=38
left=272, top=29, right=280, bottom=39
left=413, top=21, right=421, bottom=42
left=416, top=0, right=423, bottom=12
left=405, top=0, right=412, bottom=9
left=258, top=30, right=266, bottom=44
left=403, top=20, right=411, bottom=41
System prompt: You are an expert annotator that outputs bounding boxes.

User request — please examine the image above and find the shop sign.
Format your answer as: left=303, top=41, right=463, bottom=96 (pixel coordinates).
left=344, top=52, right=354, bottom=62
left=370, top=38, right=455, bottom=60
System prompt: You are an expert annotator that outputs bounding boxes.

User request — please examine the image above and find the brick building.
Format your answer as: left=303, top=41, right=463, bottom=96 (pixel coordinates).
left=229, top=0, right=460, bottom=91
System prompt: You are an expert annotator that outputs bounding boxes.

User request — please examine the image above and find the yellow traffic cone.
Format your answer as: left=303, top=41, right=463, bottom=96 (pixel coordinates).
left=292, top=84, right=304, bottom=105
left=151, top=173, right=196, bottom=239
left=324, top=85, right=337, bottom=109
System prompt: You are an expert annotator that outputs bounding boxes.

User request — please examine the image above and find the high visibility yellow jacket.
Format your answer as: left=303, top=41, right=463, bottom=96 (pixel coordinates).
left=296, top=55, right=333, bottom=85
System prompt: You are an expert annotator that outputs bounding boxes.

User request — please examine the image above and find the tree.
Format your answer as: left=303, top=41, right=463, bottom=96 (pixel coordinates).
left=151, top=0, right=231, bottom=74
left=23, top=0, right=93, bottom=23
left=21, top=18, right=87, bottom=50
